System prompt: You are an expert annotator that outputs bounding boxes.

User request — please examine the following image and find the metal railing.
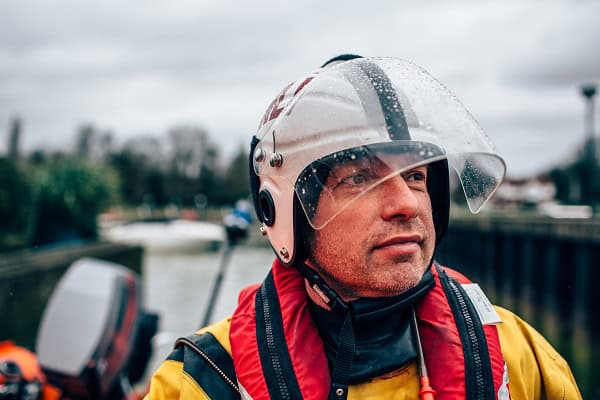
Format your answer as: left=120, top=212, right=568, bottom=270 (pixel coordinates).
left=436, top=214, right=600, bottom=399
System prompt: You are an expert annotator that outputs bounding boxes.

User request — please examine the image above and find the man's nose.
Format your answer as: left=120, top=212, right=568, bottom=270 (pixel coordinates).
left=379, top=174, right=420, bottom=221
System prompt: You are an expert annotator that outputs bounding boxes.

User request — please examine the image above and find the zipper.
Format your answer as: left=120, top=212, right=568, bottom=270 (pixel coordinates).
left=260, top=283, right=293, bottom=399
left=446, top=278, right=487, bottom=399
left=176, top=337, right=241, bottom=395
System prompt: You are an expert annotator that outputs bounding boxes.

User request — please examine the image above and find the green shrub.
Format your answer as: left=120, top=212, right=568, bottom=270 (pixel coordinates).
left=29, top=158, right=120, bottom=246
left=0, top=157, right=33, bottom=250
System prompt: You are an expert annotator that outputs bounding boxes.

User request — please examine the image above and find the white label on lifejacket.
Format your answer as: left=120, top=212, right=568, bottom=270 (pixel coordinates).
left=462, top=283, right=502, bottom=325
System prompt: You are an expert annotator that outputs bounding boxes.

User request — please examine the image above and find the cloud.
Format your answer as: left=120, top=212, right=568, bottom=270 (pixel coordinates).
left=497, top=1, right=600, bottom=87
left=0, top=0, right=597, bottom=176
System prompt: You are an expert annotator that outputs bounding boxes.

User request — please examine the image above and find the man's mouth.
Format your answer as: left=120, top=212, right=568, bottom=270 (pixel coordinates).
left=372, top=235, right=422, bottom=256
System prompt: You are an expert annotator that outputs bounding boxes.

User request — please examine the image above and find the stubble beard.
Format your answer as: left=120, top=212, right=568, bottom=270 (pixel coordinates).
left=307, top=239, right=431, bottom=300
left=307, top=221, right=433, bottom=300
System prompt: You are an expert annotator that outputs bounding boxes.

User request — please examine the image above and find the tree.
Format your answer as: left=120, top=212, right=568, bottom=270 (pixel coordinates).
left=109, top=136, right=164, bottom=205
left=8, top=116, right=22, bottom=162
left=0, top=157, right=32, bottom=250
left=110, top=149, right=149, bottom=205
left=168, top=125, right=209, bottom=178
left=29, top=158, right=120, bottom=246
left=550, top=137, right=600, bottom=207
left=221, top=146, right=250, bottom=204
left=75, top=124, right=95, bottom=159
left=75, top=123, right=116, bottom=162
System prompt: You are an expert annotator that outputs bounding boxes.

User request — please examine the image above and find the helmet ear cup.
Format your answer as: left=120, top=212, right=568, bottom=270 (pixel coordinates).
left=258, top=190, right=276, bottom=226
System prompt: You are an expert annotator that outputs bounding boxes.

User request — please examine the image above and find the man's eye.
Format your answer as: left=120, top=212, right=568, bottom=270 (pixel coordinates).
left=342, top=173, right=369, bottom=185
left=406, top=172, right=426, bottom=181
left=404, top=170, right=427, bottom=186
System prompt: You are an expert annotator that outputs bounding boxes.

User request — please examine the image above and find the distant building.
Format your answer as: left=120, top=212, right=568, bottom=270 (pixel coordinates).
left=493, top=175, right=556, bottom=208
left=492, top=175, right=594, bottom=218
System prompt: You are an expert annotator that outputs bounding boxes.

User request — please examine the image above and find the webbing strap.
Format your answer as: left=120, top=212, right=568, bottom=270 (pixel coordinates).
left=327, top=312, right=354, bottom=400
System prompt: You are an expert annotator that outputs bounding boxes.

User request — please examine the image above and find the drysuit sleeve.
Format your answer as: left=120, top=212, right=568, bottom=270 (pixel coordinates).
left=495, top=306, right=582, bottom=400
left=144, top=318, right=234, bottom=400
left=144, top=349, right=211, bottom=400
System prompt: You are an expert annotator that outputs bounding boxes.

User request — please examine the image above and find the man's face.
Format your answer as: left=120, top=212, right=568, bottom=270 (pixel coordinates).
left=306, top=157, right=436, bottom=300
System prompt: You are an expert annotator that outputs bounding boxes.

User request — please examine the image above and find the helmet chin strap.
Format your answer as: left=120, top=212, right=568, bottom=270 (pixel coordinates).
left=296, top=262, right=350, bottom=313
left=295, top=262, right=354, bottom=400
left=299, top=256, right=435, bottom=310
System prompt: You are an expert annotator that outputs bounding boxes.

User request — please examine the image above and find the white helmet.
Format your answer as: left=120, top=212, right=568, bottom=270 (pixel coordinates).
left=250, top=55, right=505, bottom=266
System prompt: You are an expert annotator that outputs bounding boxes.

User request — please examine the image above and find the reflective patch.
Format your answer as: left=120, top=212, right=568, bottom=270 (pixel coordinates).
left=498, top=362, right=510, bottom=400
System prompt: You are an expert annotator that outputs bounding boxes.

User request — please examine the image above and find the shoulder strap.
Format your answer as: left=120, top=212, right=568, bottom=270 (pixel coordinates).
left=174, top=332, right=241, bottom=400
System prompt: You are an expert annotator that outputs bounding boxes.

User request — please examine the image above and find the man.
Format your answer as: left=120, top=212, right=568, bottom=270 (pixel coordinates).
left=146, top=55, right=581, bottom=399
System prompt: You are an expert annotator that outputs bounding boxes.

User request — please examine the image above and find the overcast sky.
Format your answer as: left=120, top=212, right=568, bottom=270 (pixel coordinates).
left=1, top=0, right=599, bottom=177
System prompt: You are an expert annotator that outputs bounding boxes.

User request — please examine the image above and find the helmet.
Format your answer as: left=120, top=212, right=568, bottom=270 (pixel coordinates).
left=250, top=55, right=505, bottom=266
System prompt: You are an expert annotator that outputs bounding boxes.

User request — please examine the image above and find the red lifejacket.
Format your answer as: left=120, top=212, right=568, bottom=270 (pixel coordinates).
left=230, top=260, right=509, bottom=400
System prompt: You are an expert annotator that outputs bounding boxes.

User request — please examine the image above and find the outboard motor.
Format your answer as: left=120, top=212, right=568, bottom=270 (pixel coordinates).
left=36, top=258, right=157, bottom=399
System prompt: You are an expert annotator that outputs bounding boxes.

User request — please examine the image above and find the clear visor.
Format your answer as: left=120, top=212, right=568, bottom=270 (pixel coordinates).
left=253, top=57, right=506, bottom=229
left=296, top=141, right=447, bottom=229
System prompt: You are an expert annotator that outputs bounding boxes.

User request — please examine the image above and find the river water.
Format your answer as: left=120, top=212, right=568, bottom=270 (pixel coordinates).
left=142, top=245, right=274, bottom=379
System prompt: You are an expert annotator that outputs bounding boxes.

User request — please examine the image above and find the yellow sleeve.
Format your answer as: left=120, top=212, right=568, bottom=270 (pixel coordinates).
left=144, top=358, right=211, bottom=400
left=495, top=306, right=582, bottom=400
left=144, top=318, right=233, bottom=400
left=196, top=317, right=233, bottom=354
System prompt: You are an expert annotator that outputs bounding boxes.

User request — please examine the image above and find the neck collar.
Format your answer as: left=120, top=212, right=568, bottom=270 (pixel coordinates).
left=309, top=269, right=434, bottom=383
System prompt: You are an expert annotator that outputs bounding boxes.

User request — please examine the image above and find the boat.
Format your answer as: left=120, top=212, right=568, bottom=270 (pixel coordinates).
left=102, top=219, right=224, bottom=253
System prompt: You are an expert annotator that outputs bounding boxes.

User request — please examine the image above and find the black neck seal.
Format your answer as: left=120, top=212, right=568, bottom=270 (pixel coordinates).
left=309, top=268, right=435, bottom=384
